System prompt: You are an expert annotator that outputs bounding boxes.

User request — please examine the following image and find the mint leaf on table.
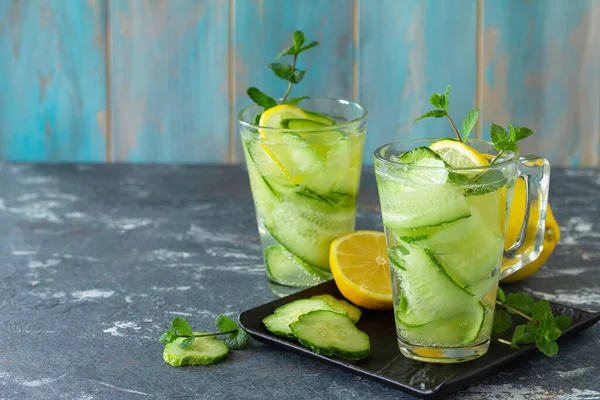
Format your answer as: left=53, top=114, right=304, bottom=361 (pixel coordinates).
left=461, top=109, right=480, bottom=141
left=171, top=317, right=193, bottom=336
left=531, top=300, right=551, bottom=321
left=247, top=87, right=277, bottom=110
left=537, top=340, right=559, bottom=357
left=159, top=330, right=176, bottom=345
left=497, top=287, right=506, bottom=303
left=505, top=293, right=535, bottom=315
left=554, top=315, right=572, bottom=330
left=216, top=314, right=249, bottom=350
left=178, top=336, right=195, bottom=349
left=492, top=309, right=513, bottom=335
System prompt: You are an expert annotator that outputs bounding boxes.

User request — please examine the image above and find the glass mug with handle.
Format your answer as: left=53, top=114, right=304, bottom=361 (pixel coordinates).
left=374, top=138, right=549, bottom=363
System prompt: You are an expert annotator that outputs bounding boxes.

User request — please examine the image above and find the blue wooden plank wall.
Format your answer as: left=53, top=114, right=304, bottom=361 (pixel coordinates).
left=0, top=0, right=599, bottom=166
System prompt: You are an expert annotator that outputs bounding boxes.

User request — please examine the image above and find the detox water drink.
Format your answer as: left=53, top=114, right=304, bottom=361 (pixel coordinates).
left=375, top=139, right=523, bottom=363
left=239, top=98, right=367, bottom=288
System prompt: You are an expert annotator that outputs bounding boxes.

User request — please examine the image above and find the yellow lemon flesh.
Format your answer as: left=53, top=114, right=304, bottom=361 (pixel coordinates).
left=501, top=179, right=560, bottom=283
left=329, top=231, right=393, bottom=310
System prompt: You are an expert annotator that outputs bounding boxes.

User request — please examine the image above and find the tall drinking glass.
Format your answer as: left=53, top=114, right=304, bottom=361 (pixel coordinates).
left=239, top=98, right=367, bottom=288
left=374, top=139, right=549, bottom=363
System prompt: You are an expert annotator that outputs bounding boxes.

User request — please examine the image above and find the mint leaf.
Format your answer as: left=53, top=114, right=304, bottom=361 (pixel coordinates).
left=226, top=329, right=249, bottom=350
left=297, top=41, right=319, bottom=54
left=490, top=124, right=511, bottom=150
left=215, top=314, right=238, bottom=333
left=268, top=63, right=293, bottom=80
left=497, top=287, right=506, bottom=303
left=443, top=85, right=450, bottom=111
left=531, top=300, right=551, bottom=321
left=247, top=87, right=277, bottom=110
left=521, top=321, right=538, bottom=344
left=461, top=109, right=480, bottom=141
left=492, top=309, right=513, bottom=335
left=554, top=315, right=572, bottom=330
left=285, top=96, right=309, bottom=105
left=178, top=336, right=195, bottom=349
left=293, top=30, right=305, bottom=50
left=289, top=70, right=306, bottom=84
left=537, top=340, right=558, bottom=357
left=159, top=330, right=176, bottom=345
left=276, top=45, right=296, bottom=59
left=505, top=293, right=535, bottom=315
left=171, top=317, right=192, bottom=336
left=415, top=109, right=446, bottom=122
left=511, top=324, right=526, bottom=348
left=429, top=94, right=445, bottom=110
left=513, top=126, right=534, bottom=141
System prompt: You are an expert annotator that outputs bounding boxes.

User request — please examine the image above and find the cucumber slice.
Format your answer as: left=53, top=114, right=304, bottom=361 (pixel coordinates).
left=305, top=137, right=359, bottom=196
left=242, top=140, right=280, bottom=215
left=290, top=310, right=370, bottom=360
left=311, top=294, right=362, bottom=323
left=397, top=302, right=486, bottom=347
left=261, top=133, right=323, bottom=179
left=303, top=110, right=337, bottom=126
left=263, top=299, right=340, bottom=338
left=281, top=119, right=327, bottom=129
left=163, top=333, right=229, bottom=366
left=264, top=193, right=355, bottom=270
left=377, top=175, right=471, bottom=230
left=399, top=146, right=442, bottom=164
left=418, top=210, right=503, bottom=289
left=265, top=245, right=331, bottom=287
left=393, top=244, right=476, bottom=324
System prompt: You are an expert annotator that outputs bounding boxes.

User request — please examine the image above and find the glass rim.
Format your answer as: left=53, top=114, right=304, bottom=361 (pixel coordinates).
left=237, top=97, right=368, bottom=132
left=374, top=138, right=520, bottom=171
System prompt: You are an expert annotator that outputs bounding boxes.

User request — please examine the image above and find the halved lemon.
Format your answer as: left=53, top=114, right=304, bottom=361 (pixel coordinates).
left=429, top=140, right=488, bottom=168
left=329, top=231, right=393, bottom=310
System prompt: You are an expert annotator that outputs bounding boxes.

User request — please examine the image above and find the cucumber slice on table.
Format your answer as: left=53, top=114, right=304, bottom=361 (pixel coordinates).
left=265, top=245, right=331, bottom=287
left=263, top=299, right=341, bottom=339
left=311, top=294, right=362, bottom=323
left=163, top=334, right=229, bottom=367
left=290, top=310, right=371, bottom=360
left=397, top=302, right=487, bottom=347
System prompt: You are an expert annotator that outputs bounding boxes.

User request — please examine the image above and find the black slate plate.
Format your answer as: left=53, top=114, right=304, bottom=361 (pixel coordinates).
left=239, top=280, right=600, bottom=399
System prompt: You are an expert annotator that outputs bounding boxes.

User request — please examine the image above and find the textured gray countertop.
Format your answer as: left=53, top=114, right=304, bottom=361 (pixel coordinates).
left=0, top=164, right=598, bottom=400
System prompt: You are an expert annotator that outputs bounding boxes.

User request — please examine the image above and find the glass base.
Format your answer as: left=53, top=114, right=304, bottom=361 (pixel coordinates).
left=267, top=280, right=306, bottom=298
left=398, top=338, right=490, bottom=363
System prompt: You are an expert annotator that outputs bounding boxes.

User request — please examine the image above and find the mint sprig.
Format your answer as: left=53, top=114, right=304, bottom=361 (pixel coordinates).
left=159, top=315, right=249, bottom=351
left=415, top=85, right=533, bottom=163
left=247, top=30, right=319, bottom=118
left=493, top=287, right=572, bottom=357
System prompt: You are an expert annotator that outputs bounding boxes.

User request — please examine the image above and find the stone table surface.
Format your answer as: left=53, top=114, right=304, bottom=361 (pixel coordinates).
left=0, top=164, right=599, bottom=400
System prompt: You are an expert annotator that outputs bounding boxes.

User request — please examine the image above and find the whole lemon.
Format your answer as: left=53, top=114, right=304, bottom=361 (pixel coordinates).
left=501, top=179, right=560, bottom=283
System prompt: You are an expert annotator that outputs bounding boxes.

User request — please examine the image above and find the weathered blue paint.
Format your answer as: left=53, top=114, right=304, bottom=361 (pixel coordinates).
left=109, top=0, right=230, bottom=163
left=0, top=0, right=598, bottom=165
left=0, top=0, right=107, bottom=162
left=232, top=0, right=356, bottom=163
left=482, top=0, right=600, bottom=167
left=359, top=0, right=478, bottom=162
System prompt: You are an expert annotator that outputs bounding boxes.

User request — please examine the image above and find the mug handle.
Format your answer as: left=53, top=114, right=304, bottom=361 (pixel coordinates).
left=500, top=156, right=551, bottom=280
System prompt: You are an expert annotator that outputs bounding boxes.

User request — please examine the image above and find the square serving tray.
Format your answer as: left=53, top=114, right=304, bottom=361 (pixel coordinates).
left=239, top=281, right=600, bottom=399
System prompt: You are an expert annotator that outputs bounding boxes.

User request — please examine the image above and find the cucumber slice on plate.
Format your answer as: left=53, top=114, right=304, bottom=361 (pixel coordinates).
left=290, top=310, right=370, bottom=360
left=311, top=294, right=362, bottom=323
left=263, top=299, right=340, bottom=339
left=163, top=334, right=229, bottom=366
left=265, top=245, right=331, bottom=287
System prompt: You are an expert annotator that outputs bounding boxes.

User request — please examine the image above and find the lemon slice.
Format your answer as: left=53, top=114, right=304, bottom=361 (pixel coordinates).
left=329, top=230, right=393, bottom=310
left=429, top=140, right=488, bottom=168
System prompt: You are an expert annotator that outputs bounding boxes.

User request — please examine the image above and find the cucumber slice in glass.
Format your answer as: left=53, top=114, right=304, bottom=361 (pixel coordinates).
left=265, top=245, right=331, bottom=287
left=163, top=334, right=229, bottom=367
left=290, top=310, right=370, bottom=360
